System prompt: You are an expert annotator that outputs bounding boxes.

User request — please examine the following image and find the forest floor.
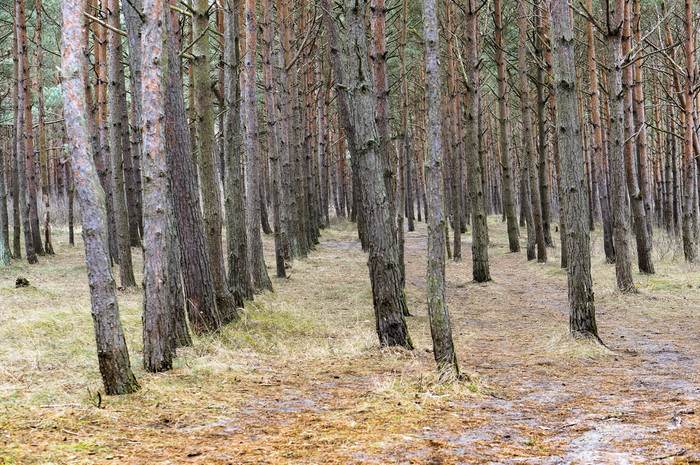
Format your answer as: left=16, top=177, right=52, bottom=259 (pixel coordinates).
left=1, top=218, right=699, bottom=464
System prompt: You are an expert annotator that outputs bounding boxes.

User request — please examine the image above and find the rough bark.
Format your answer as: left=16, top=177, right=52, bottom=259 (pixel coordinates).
left=586, top=0, right=615, bottom=263
left=108, top=0, right=136, bottom=288
left=603, top=0, right=636, bottom=292
left=60, top=0, right=139, bottom=394
left=0, top=144, right=10, bottom=266
left=35, top=0, right=53, bottom=255
left=423, top=0, right=459, bottom=377
left=549, top=0, right=600, bottom=341
left=16, top=0, right=43, bottom=256
left=243, top=0, right=273, bottom=292
left=193, top=0, right=244, bottom=313
left=322, top=0, right=412, bottom=348
left=682, top=0, right=697, bottom=261
left=465, top=2, right=491, bottom=281
left=493, top=0, right=520, bottom=253
left=165, top=0, right=225, bottom=332
left=518, top=0, right=546, bottom=263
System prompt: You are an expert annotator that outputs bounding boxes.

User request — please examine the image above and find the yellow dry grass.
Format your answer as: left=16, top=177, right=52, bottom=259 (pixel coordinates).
left=0, top=218, right=699, bottom=464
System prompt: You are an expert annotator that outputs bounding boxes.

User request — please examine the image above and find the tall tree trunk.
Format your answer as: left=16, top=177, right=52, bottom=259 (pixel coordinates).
left=423, top=0, right=459, bottom=378
left=534, top=0, right=553, bottom=247
left=242, top=0, right=273, bottom=292
left=165, top=0, right=225, bottom=332
left=0, top=144, right=10, bottom=266
left=141, top=0, right=173, bottom=373
left=11, top=40, right=22, bottom=259
left=682, top=0, right=697, bottom=261
left=463, top=1, right=491, bottom=281
left=16, top=0, right=43, bottom=256
left=586, top=0, right=615, bottom=263
left=223, top=0, right=254, bottom=300
left=518, top=0, right=546, bottom=263
left=603, top=0, right=636, bottom=292
left=35, top=0, right=53, bottom=255
left=260, top=0, right=286, bottom=278
left=60, top=0, right=140, bottom=394
left=622, top=3, right=654, bottom=274
left=121, top=0, right=144, bottom=244
left=108, top=0, right=136, bottom=288
left=549, top=0, right=600, bottom=341
left=193, top=0, right=244, bottom=314
left=322, top=0, right=412, bottom=348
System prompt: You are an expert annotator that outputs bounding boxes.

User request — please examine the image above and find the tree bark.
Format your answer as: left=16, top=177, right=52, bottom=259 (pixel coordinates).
left=603, top=0, right=636, bottom=292
left=193, top=0, right=244, bottom=314
left=549, top=0, right=600, bottom=341
left=423, top=0, right=459, bottom=377
left=518, top=0, right=546, bottom=263
left=166, top=0, right=226, bottom=332
left=108, top=0, right=136, bottom=288
left=60, top=0, right=140, bottom=394
left=223, top=0, right=254, bottom=299
left=322, top=0, right=412, bottom=348
left=242, top=0, right=273, bottom=292
left=493, top=0, right=520, bottom=253
left=465, top=1, right=491, bottom=281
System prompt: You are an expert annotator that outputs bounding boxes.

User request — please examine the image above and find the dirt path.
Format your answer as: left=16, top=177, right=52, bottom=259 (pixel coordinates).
left=2, top=222, right=699, bottom=464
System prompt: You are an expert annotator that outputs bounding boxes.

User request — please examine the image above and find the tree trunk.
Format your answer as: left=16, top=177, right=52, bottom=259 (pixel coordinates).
left=193, top=0, right=244, bottom=314
left=60, top=0, right=140, bottom=394
left=586, top=0, right=615, bottom=263
left=108, top=0, right=136, bottom=288
left=122, top=0, right=144, bottom=244
left=0, top=144, right=10, bottom=266
left=622, top=3, right=654, bottom=274
left=141, top=0, right=173, bottom=373
left=16, top=0, right=43, bottom=256
left=423, top=0, right=459, bottom=378
left=518, top=0, right=546, bottom=263
left=603, top=0, right=636, bottom=292
left=322, top=0, right=412, bottom=348
left=223, top=0, right=254, bottom=300
left=682, top=0, right=697, bottom=261
left=242, top=0, right=273, bottom=292
left=493, top=0, right=520, bottom=253
left=35, top=0, right=53, bottom=255
left=549, top=0, right=600, bottom=341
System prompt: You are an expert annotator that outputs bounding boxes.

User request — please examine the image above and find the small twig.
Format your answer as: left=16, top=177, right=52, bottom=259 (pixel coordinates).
left=40, top=403, right=80, bottom=408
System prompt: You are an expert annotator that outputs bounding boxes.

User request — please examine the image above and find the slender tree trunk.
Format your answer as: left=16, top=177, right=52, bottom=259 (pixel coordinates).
left=260, top=0, right=286, bottom=278
left=165, top=0, right=225, bottom=332
left=682, top=0, right=697, bottom=261
left=122, top=0, right=144, bottom=244
left=493, top=0, right=520, bottom=253
left=16, top=0, right=43, bottom=256
left=549, top=0, right=600, bottom=341
left=463, top=1, right=491, bottom=281
left=518, top=0, right=546, bottom=262
left=141, top=0, right=173, bottom=373
left=534, top=0, right=553, bottom=247
left=243, top=0, right=273, bottom=292
left=35, top=0, right=53, bottom=255
left=108, top=0, right=136, bottom=288
left=586, top=0, right=615, bottom=263
left=603, top=0, right=636, bottom=292
left=0, top=144, right=10, bottom=266
left=11, top=42, right=22, bottom=259
left=223, top=0, right=253, bottom=300
left=622, top=4, right=654, bottom=274
left=60, top=0, right=140, bottom=394
left=193, top=0, right=244, bottom=313
left=322, top=0, right=412, bottom=348
left=423, top=0, right=459, bottom=377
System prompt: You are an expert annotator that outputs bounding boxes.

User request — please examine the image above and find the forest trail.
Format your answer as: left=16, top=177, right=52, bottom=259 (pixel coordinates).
left=1, top=220, right=699, bottom=464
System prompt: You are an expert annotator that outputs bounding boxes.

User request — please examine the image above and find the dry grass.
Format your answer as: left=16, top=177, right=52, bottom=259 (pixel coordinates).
left=1, top=217, right=699, bottom=463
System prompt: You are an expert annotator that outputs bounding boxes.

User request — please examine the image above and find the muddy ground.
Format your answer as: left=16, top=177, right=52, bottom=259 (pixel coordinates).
left=1, top=220, right=699, bottom=464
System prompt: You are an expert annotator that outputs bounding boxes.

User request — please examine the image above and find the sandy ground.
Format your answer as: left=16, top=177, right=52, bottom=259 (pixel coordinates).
left=1, top=219, right=699, bottom=464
